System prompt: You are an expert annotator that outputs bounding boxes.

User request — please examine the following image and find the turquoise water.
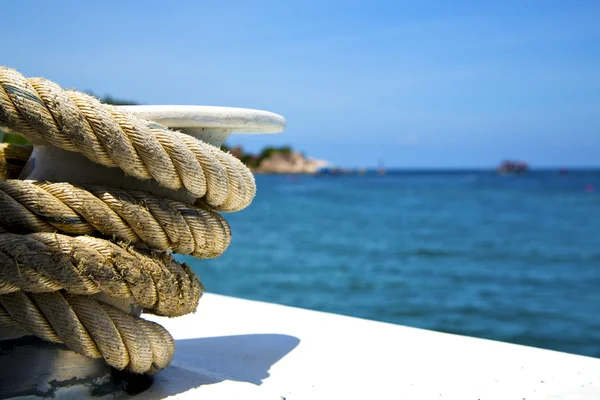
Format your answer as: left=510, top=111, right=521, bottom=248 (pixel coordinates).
left=180, top=171, right=600, bottom=358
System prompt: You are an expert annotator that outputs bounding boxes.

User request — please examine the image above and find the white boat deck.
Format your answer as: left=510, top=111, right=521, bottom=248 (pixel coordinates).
left=141, top=293, right=600, bottom=399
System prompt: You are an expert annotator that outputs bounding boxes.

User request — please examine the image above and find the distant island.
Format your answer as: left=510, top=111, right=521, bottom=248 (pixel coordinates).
left=221, top=144, right=330, bottom=174
left=496, top=160, right=529, bottom=175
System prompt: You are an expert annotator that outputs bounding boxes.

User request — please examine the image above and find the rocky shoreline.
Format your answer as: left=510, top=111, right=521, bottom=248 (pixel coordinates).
left=223, top=145, right=330, bottom=174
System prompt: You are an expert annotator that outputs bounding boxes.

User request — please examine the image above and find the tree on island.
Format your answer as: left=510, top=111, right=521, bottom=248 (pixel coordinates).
left=220, top=144, right=294, bottom=169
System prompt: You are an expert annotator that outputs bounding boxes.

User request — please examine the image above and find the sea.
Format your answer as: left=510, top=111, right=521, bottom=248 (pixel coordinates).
left=179, top=170, right=600, bottom=358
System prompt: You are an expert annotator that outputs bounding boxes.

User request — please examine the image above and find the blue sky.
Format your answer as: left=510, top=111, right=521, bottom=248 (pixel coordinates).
left=2, top=1, right=599, bottom=167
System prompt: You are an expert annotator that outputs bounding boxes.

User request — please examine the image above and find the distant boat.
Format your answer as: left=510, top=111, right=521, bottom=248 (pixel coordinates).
left=496, top=160, right=528, bottom=175
left=377, top=160, right=385, bottom=176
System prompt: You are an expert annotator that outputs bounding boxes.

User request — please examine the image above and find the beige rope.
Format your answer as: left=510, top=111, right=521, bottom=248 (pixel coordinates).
left=0, top=292, right=174, bottom=374
left=0, top=180, right=231, bottom=258
left=0, top=67, right=256, bottom=212
left=0, top=232, right=202, bottom=315
left=0, top=67, right=252, bottom=374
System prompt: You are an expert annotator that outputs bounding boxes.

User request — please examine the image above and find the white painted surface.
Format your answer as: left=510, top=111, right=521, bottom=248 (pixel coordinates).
left=141, top=294, right=600, bottom=399
left=121, top=105, right=285, bottom=147
left=120, top=105, right=286, bottom=133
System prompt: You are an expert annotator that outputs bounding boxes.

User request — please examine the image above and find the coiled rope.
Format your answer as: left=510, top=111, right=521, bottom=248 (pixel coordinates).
left=0, top=67, right=255, bottom=374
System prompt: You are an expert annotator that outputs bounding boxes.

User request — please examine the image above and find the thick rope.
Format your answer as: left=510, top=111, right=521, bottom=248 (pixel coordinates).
left=0, top=67, right=256, bottom=212
left=0, top=232, right=202, bottom=316
left=0, top=292, right=174, bottom=374
left=0, top=180, right=231, bottom=258
left=0, top=67, right=252, bottom=374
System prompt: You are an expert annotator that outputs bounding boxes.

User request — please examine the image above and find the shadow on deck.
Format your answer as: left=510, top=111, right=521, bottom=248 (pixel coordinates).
left=139, top=333, right=300, bottom=398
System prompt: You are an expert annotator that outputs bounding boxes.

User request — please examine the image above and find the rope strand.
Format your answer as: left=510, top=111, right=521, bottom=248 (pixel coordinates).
left=0, top=67, right=255, bottom=211
left=0, top=180, right=231, bottom=258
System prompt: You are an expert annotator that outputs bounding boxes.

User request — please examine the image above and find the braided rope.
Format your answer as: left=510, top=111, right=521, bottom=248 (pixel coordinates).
left=0, top=67, right=253, bottom=374
left=0, top=67, right=256, bottom=212
left=0, top=180, right=231, bottom=258
left=0, top=292, right=174, bottom=374
left=0, top=232, right=202, bottom=315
